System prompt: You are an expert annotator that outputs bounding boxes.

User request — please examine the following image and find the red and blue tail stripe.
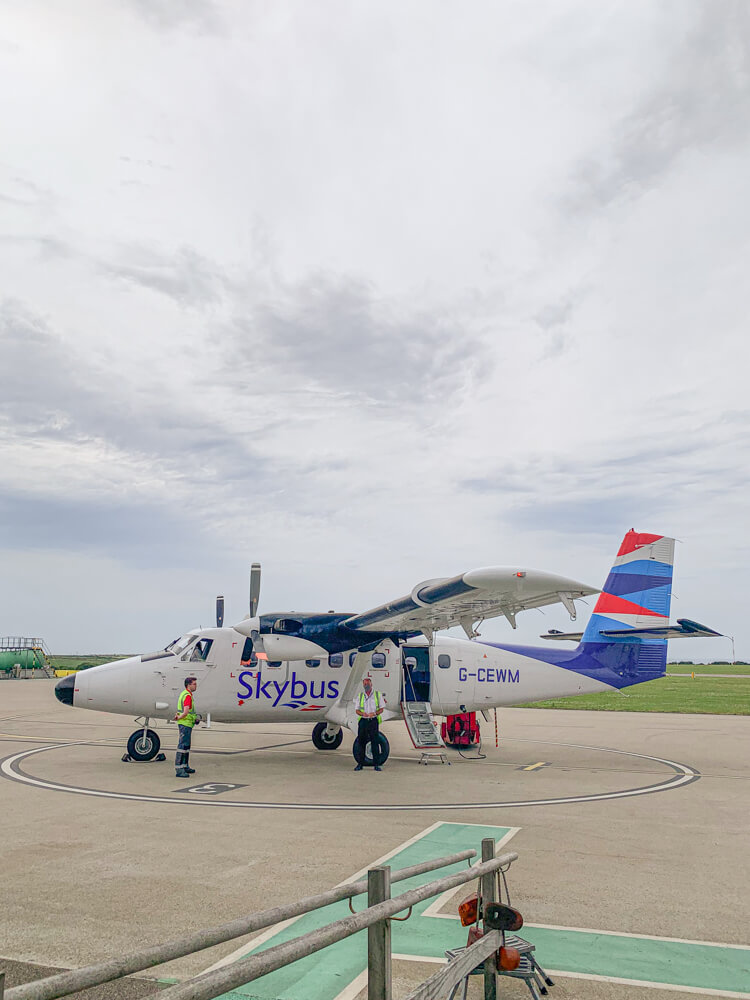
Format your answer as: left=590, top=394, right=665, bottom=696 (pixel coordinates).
left=581, top=532, right=674, bottom=646
left=485, top=531, right=676, bottom=689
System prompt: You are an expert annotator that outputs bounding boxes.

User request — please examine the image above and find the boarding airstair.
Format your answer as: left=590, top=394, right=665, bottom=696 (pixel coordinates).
left=401, top=701, right=446, bottom=750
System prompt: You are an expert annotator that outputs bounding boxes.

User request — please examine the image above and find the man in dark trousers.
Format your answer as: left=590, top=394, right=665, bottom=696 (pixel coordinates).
left=174, top=676, right=198, bottom=777
left=354, top=676, right=386, bottom=771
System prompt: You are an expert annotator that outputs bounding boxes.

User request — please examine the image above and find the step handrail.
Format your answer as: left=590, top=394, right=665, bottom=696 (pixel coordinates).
left=156, top=851, right=518, bottom=1000
left=4, top=850, right=477, bottom=1000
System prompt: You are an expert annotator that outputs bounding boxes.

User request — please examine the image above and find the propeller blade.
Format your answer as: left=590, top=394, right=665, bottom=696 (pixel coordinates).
left=250, top=629, right=268, bottom=661
left=249, top=562, right=261, bottom=617
left=216, top=595, right=225, bottom=629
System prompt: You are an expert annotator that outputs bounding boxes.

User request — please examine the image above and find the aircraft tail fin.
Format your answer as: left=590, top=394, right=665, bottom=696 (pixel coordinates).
left=579, top=531, right=675, bottom=680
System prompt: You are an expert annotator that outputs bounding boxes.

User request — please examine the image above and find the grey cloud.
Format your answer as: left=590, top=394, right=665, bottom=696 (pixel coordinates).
left=0, top=489, right=215, bottom=569
left=0, top=300, right=271, bottom=491
left=533, top=287, right=591, bottom=360
left=570, top=1, right=750, bottom=209
left=0, top=300, right=84, bottom=431
left=125, top=0, right=225, bottom=34
left=0, top=299, right=376, bottom=549
left=0, top=192, right=35, bottom=206
left=102, top=245, right=223, bottom=308
left=227, top=274, right=492, bottom=408
left=0, top=235, right=73, bottom=260
left=506, top=495, right=659, bottom=537
left=719, top=408, right=750, bottom=427
left=535, top=298, right=575, bottom=330
left=0, top=172, right=57, bottom=212
left=462, top=476, right=530, bottom=496
left=462, top=430, right=750, bottom=535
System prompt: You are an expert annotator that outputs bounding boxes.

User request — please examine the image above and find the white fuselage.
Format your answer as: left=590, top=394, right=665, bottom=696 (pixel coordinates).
left=71, top=628, right=613, bottom=729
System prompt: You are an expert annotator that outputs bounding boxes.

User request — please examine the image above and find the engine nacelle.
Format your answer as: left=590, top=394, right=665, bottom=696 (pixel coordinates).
left=232, top=617, right=330, bottom=661
left=258, top=634, right=330, bottom=661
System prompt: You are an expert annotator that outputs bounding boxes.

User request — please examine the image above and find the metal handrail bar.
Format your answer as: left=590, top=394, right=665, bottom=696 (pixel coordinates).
left=4, top=850, right=476, bottom=1000
left=0, top=638, right=45, bottom=648
left=157, top=852, right=518, bottom=1000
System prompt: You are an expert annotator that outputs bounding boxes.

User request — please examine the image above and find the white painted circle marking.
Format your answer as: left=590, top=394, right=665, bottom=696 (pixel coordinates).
left=0, top=739, right=700, bottom=810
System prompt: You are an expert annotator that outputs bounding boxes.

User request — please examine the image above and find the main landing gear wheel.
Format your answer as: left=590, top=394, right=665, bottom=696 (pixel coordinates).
left=126, top=729, right=161, bottom=762
left=312, top=723, right=343, bottom=750
left=352, top=733, right=390, bottom=767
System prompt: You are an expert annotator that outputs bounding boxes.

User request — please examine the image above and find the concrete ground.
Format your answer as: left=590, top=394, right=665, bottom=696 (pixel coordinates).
left=0, top=959, right=161, bottom=1000
left=0, top=679, right=748, bottom=1000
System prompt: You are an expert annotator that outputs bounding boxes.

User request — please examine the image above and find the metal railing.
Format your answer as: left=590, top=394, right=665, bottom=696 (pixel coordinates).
left=0, top=638, right=46, bottom=650
left=2, top=840, right=517, bottom=1000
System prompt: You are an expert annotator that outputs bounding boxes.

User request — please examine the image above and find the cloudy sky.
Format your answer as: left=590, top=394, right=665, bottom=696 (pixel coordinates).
left=1, top=0, right=747, bottom=659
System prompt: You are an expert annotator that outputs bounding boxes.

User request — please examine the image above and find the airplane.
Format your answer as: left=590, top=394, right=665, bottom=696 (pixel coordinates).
left=54, top=530, right=721, bottom=766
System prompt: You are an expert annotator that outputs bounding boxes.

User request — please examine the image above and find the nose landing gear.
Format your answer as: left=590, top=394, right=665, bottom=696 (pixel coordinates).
left=123, top=719, right=165, bottom=762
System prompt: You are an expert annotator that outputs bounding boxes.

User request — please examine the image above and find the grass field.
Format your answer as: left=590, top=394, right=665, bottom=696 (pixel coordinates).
left=519, top=675, right=750, bottom=715
left=49, top=654, right=132, bottom=670
left=667, top=662, right=750, bottom=675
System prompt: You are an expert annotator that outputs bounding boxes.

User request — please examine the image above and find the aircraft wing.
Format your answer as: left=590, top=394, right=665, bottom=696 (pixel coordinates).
left=342, top=567, right=598, bottom=635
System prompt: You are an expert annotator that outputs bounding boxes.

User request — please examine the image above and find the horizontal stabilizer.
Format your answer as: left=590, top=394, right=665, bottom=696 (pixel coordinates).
left=540, top=629, right=584, bottom=641
left=542, top=618, right=720, bottom=642
left=599, top=618, right=722, bottom=640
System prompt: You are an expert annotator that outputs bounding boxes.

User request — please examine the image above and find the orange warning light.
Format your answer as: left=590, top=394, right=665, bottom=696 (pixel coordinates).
left=458, top=893, right=479, bottom=926
left=499, top=946, right=521, bottom=970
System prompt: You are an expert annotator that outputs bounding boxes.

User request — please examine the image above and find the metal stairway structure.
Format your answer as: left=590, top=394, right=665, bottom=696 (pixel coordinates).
left=401, top=701, right=446, bottom=749
left=0, top=637, right=55, bottom=677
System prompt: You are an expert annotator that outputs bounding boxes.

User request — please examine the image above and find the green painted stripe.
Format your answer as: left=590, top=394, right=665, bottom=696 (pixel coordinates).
left=217, top=823, right=750, bottom=1000
left=220, top=822, right=510, bottom=1000
left=526, top=927, right=750, bottom=995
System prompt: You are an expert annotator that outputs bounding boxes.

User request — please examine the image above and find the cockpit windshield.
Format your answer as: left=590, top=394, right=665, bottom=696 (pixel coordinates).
left=165, top=633, right=198, bottom=656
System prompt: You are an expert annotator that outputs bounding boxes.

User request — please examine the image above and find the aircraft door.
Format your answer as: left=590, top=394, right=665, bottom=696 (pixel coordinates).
left=401, top=646, right=431, bottom=703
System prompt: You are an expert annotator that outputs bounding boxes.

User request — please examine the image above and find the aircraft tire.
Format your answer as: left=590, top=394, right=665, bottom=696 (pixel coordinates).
left=312, top=723, right=343, bottom=750
left=126, top=729, right=161, bottom=762
left=352, top=733, right=390, bottom=767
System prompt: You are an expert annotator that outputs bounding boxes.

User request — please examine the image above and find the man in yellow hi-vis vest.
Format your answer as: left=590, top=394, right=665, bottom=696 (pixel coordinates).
left=353, top=676, right=386, bottom=771
left=174, top=676, right=199, bottom=777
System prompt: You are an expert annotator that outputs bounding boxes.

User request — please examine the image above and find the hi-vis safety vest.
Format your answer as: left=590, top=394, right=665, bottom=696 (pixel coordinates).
left=358, top=691, right=383, bottom=713
left=177, top=689, right=197, bottom=728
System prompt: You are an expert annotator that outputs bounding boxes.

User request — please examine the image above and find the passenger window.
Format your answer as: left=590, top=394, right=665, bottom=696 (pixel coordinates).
left=267, top=661, right=282, bottom=668
left=329, top=653, right=343, bottom=668
left=306, top=659, right=320, bottom=668
left=438, top=654, right=451, bottom=669
left=349, top=652, right=357, bottom=667
left=371, top=652, right=386, bottom=668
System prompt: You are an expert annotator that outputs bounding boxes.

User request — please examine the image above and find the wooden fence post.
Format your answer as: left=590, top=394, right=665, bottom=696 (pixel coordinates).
left=367, top=866, right=392, bottom=1000
left=481, top=839, right=497, bottom=1000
